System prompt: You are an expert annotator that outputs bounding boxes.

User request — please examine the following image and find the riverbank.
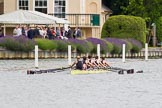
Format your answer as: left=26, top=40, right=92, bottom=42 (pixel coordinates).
left=0, top=47, right=162, bottom=59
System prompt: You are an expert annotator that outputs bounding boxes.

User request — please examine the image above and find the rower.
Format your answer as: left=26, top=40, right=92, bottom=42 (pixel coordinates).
left=100, top=57, right=110, bottom=67
left=71, top=56, right=83, bottom=70
left=82, top=56, right=88, bottom=70
left=86, top=55, right=95, bottom=69
left=94, top=56, right=105, bottom=68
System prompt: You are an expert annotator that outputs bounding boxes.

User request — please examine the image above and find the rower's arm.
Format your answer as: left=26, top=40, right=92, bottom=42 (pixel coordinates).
left=99, top=62, right=105, bottom=67
left=105, top=61, right=110, bottom=67
left=71, top=61, right=76, bottom=68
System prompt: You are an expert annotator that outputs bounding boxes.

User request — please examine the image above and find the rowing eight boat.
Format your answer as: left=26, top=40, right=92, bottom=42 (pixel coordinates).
left=70, top=69, right=111, bottom=75
left=27, top=67, right=142, bottom=75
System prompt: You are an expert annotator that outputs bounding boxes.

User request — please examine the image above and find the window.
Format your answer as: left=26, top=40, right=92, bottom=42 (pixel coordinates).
left=18, top=0, right=29, bottom=10
left=35, top=0, right=47, bottom=14
left=54, top=0, right=66, bottom=18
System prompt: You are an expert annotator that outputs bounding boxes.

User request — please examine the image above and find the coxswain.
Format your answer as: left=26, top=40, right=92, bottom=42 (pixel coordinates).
left=71, top=56, right=83, bottom=70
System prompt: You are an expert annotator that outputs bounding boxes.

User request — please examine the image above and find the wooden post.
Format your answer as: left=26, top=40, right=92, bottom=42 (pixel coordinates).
left=68, top=45, right=71, bottom=65
left=97, top=44, right=100, bottom=59
left=145, top=43, right=148, bottom=61
left=35, top=45, right=38, bottom=68
left=122, top=44, right=126, bottom=62
left=3, top=24, right=6, bottom=36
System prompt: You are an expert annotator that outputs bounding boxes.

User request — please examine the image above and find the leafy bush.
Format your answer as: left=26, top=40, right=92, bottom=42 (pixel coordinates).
left=86, top=38, right=111, bottom=54
left=0, top=36, right=35, bottom=52
left=104, top=38, right=123, bottom=54
left=104, top=38, right=133, bottom=54
left=35, top=39, right=57, bottom=51
left=102, top=15, right=146, bottom=44
left=127, top=38, right=143, bottom=53
left=68, top=39, right=94, bottom=53
left=53, top=39, right=69, bottom=52
left=122, top=39, right=133, bottom=52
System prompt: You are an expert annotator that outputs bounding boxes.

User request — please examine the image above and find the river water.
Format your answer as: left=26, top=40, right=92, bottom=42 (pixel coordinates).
left=0, top=58, right=162, bottom=108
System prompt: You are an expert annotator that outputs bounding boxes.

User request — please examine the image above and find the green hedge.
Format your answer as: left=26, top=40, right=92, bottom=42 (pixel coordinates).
left=53, top=40, right=75, bottom=52
left=0, top=36, right=35, bottom=52
left=68, top=39, right=94, bottom=54
left=35, top=39, right=57, bottom=51
left=0, top=37, right=143, bottom=54
left=101, top=15, right=147, bottom=44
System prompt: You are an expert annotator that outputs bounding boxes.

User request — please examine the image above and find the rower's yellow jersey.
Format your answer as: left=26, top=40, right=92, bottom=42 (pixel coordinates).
left=70, top=69, right=110, bottom=75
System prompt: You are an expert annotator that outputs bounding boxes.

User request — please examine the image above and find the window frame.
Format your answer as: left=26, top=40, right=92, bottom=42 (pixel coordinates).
left=17, top=0, right=29, bottom=10
left=54, top=0, right=66, bottom=18
left=34, top=0, right=48, bottom=14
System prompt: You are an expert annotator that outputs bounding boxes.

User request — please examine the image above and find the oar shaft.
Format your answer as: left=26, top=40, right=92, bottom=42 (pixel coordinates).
left=27, top=67, right=70, bottom=74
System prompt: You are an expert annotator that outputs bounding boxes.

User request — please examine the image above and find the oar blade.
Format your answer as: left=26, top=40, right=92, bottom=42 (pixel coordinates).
left=127, top=69, right=134, bottom=74
left=118, top=70, right=124, bottom=74
left=27, top=66, right=71, bottom=75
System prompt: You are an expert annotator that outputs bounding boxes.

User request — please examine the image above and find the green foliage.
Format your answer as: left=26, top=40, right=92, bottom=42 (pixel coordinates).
left=127, top=38, right=143, bottom=53
left=75, top=41, right=93, bottom=54
left=106, top=0, right=162, bottom=24
left=156, top=17, right=162, bottom=42
left=104, top=0, right=162, bottom=43
left=106, top=41, right=114, bottom=53
left=131, top=45, right=141, bottom=53
left=35, top=39, right=57, bottom=51
left=53, top=40, right=68, bottom=52
left=0, top=37, right=143, bottom=55
left=0, top=36, right=35, bottom=52
left=53, top=40, right=75, bottom=52
left=123, top=40, right=133, bottom=53
left=101, top=15, right=146, bottom=44
left=111, top=44, right=121, bottom=54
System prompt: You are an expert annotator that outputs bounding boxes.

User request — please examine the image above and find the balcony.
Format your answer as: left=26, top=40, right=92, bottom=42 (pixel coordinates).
left=48, top=13, right=100, bottom=27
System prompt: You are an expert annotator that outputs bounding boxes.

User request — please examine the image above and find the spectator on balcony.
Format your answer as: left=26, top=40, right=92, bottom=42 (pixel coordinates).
left=56, top=27, right=61, bottom=38
left=51, top=27, right=56, bottom=39
left=77, top=27, right=81, bottom=38
left=33, top=26, right=41, bottom=38
left=27, top=27, right=34, bottom=39
left=13, top=25, right=20, bottom=37
left=47, top=27, right=54, bottom=40
left=21, top=25, right=26, bottom=36
left=61, top=27, right=68, bottom=40
left=66, top=26, right=72, bottom=39
left=73, top=27, right=81, bottom=39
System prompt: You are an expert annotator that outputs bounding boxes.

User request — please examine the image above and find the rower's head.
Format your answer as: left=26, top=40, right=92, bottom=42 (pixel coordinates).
left=88, top=55, right=92, bottom=59
left=101, top=57, right=105, bottom=60
left=83, top=56, right=87, bottom=61
left=95, top=56, right=98, bottom=59
left=76, top=56, right=81, bottom=60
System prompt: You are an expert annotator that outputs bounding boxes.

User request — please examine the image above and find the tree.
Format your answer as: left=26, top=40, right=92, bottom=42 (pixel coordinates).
left=101, top=15, right=146, bottom=44
left=119, top=0, right=162, bottom=26
left=102, top=0, right=129, bottom=15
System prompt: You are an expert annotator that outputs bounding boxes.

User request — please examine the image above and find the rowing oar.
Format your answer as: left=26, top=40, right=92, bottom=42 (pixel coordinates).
left=106, top=66, right=134, bottom=74
left=27, top=67, right=71, bottom=74
left=108, top=67, right=144, bottom=74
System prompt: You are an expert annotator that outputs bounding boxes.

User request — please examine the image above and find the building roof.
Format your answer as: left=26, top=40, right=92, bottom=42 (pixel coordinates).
left=0, top=10, right=69, bottom=24
left=101, top=4, right=113, bottom=14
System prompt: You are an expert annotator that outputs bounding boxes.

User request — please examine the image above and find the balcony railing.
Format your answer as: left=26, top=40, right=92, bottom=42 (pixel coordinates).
left=48, top=13, right=100, bottom=26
